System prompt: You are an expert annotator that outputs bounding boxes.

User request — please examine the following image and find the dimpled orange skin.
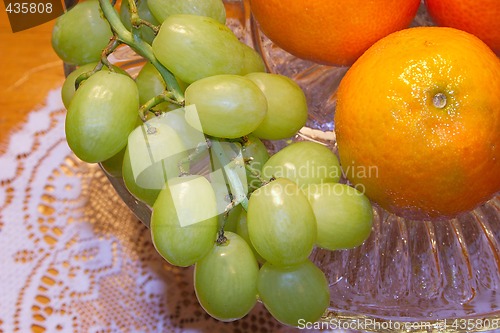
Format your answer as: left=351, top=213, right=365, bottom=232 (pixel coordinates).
left=334, top=27, right=500, bottom=220
left=249, top=0, right=420, bottom=66
left=425, top=0, right=500, bottom=56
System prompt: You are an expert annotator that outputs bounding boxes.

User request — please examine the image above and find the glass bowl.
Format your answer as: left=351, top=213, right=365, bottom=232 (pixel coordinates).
left=98, top=0, right=500, bottom=331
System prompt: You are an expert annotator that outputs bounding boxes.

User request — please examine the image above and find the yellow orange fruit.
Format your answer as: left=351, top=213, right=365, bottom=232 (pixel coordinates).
left=334, top=27, right=500, bottom=220
left=425, top=0, right=500, bottom=56
left=249, top=0, right=420, bottom=66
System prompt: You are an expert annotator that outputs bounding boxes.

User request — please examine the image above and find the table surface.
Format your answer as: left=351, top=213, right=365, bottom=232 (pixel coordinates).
left=0, top=11, right=64, bottom=144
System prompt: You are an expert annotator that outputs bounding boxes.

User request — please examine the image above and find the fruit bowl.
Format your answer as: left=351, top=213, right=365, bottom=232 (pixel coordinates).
left=92, top=0, right=500, bottom=331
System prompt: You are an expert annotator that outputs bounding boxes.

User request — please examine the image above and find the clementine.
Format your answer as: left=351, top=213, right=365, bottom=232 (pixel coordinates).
left=425, top=0, right=500, bottom=56
left=249, top=0, right=420, bottom=66
left=334, top=27, right=500, bottom=220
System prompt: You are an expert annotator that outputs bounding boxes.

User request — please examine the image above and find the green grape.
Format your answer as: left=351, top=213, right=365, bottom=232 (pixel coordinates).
left=151, top=175, right=218, bottom=267
left=61, top=62, right=129, bottom=109
left=126, top=118, right=189, bottom=189
left=101, top=146, right=126, bottom=178
left=235, top=210, right=265, bottom=264
left=247, top=178, right=316, bottom=266
left=194, top=232, right=259, bottom=321
left=241, top=44, right=267, bottom=74
left=152, top=14, right=259, bottom=84
left=258, top=260, right=330, bottom=327
left=122, top=146, right=160, bottom=207
left=136, top=63, right=165, bottom=106
left=120, top=0, right=159, bottom=44
left=184, top=74, right=267, bottom=139
left=303, top=183, right=373, bottom=250
left=148, top=0, right=226, bottom=24
left=65, top=71, right=139, bottom=163
left=154, top=108, right=206, bottom=152
left=262, top=141, right=342, bottom=187
left=242, top=135, right=269, bottom=191
left=52, top=0, right=113, bottom=65
left=246, top=73, right=308, bottom=140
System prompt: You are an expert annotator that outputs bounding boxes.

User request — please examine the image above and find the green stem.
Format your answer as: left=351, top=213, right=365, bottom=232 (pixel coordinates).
left=126, top=0, right=142, bottom=44
left=128, top=0, right=159, bottom=34
left=210, top=139, right=249, bottom=211
left=98, top=0, right=184, bottom=103
left=100, top=36, right=120, bottom=69
left=74, top=36, right=120, bottom=89
left=216, top=229, right=228, bottom=245
left=138, top=91, right=182, bottom=121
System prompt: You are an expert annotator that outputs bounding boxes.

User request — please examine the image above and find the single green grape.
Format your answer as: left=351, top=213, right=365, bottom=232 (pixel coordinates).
left=246, top=73, right=308, bottom=140
left=122, top=145, right=160, bottom=207
left=242, top=135, right=269, bottom=191
left=303, top=183, right=373, bottom=250
left=126, top=118, right=189, bottom=190
left=152, top=14, right=261, bottom=84
left=120, top=0, right=159, bottom=44
left=258, top=260, right=330, bottom=327
left=61, top=62, right=128, bottom=109
left=194, top=232, right=259, bottom=321
left=262, top=141, right=342, bottom=187
left=148, top=0, right=226, bottom=24
left=52, top=0, right=113, bottom=65
left=235, top=210, right=265, bottom=264
left=247, top=178, right=316, bottom=266
left=241, top=43, right=267, bottom=74
left=151, top=175, right=218, bottom=267
left=101, top=146, right=126, bottom=178
left=65, top=71, right=139, bottom=163
left=184, top=74, right=267, bottom=139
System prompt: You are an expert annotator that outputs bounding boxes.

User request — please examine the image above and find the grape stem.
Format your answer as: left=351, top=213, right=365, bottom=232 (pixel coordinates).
left=127, top=0, right=159, bottom=35
left=98, top=0, right=184, bottom=103
left=219, top=199, right=238, bottom=236
left=138, top=91, right=183, bottom=121
left=216, top=230, right=228, bottom=245
left=101, top=35, right=121, bottom=68
left=210, top=139, right=249, bottom=211
left=74, top=36, right=121, bottom=89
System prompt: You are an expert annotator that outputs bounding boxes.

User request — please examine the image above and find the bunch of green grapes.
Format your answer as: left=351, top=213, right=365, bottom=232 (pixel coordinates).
left=52, top=0, right=374, bottom=327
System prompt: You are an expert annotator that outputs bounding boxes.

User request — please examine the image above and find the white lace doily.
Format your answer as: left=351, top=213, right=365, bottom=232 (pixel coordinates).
left=0, top=88, right=328, bottom=333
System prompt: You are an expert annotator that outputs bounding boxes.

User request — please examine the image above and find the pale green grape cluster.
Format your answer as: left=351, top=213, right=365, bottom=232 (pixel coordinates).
left=52, top=0, right=375, bottom=327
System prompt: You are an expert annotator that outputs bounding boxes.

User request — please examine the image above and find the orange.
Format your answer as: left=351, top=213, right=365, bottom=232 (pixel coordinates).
left=334, top=27, right=500, bottom=220
left=425, top=0, right=500, bottom=56
left=249, top=0, right=420, bottom=66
